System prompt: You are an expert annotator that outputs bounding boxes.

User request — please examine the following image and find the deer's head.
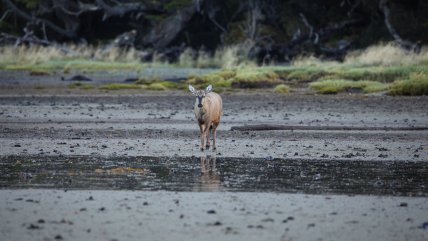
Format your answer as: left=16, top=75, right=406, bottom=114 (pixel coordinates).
left=189, top=84, right=212, bottom=108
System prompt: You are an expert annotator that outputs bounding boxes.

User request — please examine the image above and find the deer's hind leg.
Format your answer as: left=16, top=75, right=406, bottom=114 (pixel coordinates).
left=212, top=124, right=218, bottom=150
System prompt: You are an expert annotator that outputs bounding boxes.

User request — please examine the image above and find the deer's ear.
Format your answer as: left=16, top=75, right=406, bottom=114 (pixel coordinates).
left=205, top=85, right=212, bottom=93
left=189, top=85, right=196, bottom=95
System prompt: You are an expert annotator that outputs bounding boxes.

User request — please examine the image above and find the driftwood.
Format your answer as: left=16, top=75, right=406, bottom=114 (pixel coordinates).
left=230, top=124, right=428, bottom=132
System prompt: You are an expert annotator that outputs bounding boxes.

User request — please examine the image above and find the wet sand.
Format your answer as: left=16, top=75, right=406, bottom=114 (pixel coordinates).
left=1, top=76, right=428, bottom=241
left=1, top=92, right=427, bottom=161
left=1, top=190, right=427, bottom=241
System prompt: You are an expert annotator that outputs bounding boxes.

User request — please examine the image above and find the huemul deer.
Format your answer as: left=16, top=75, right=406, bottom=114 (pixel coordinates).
left=189, top=84, right=223, bottom=151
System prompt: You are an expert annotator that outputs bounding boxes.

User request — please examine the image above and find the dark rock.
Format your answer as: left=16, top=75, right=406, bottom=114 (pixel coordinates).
left=63, top=75, right=92, bottom=82
left=399, top=202, right=408, bottom=207
left=307, top=223, right=316, bottom=228
left=28, top=224, right=40, bottom=229
left=376, top=147, right=388, bottom=151
left=418, top=222, right=428, bottom=229
left=207, top=210, right=216, bottom=214
left=261, top=218, right=274, bottom=222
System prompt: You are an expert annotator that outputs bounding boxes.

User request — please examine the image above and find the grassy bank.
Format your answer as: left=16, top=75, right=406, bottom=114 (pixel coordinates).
left=1, top=43, right=427, bottom=95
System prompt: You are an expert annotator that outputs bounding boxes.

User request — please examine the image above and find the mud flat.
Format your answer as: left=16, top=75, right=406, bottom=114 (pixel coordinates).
left=1, top=93, right=427, bottom=161
left=1, top=85, right=428, bottom=241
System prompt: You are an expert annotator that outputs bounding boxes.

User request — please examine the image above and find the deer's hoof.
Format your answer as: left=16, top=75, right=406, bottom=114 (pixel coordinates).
left=200, top=148, right=204, bottom=151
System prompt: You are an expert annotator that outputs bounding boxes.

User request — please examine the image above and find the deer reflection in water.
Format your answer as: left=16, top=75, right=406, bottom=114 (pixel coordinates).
left=195, top=155, right=221, bottom=191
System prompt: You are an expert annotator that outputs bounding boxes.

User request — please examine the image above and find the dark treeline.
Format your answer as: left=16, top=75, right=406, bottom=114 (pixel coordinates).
left=1, top=0, right=427, bottom=63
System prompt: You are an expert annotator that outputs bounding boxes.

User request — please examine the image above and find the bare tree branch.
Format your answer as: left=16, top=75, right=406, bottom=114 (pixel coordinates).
left=95, top=0, right=160, bottom=21
left=379, top=0, right=420, bottom=52
left=299, top=13, right=313, bottom=40
left=1, top=0, right=76, bottom=38
left=0, top=9, right=11, bottom=22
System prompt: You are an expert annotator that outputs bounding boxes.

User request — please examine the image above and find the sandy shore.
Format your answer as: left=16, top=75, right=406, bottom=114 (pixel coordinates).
left=1, top=189, right=428, bottom=241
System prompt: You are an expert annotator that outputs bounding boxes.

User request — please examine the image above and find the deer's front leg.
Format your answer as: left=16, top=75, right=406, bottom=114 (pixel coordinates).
left=199, top=124, right=205, bottom=151
left=205, top=123, right=211, bottom=149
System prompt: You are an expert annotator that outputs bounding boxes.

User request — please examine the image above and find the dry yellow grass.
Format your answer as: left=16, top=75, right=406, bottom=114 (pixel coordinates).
left=292, top=43, right=428, bottom=68
left=177, top=44, right=256, bottom=69
left=345, top=43, right=428, bottom=67
left=0, top=45, right=141, bottom=66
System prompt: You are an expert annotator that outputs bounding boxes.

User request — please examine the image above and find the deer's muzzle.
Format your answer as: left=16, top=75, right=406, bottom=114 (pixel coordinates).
left=197, top=96, right=203, bottom=108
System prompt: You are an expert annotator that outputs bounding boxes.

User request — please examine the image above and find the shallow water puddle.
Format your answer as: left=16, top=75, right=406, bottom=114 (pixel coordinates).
left=0, top=155, right=427, bottom=196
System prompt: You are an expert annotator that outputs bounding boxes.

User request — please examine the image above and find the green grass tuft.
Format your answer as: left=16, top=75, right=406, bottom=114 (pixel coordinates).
left=187, top=68, right=281, bottom=89
left=285, top=68, right=328, bottom=82
left=145, top=81, right=179, bottom=91
left=186, top=70, right=233, bottom=89
left=310, top=79, right=388, bottom=94
left=230, top=68, right=281, bottom=88
left=389, top=73, right=428, bottom=96
left=135, top=76, right=164, bottom=85
left=273, top=84, right=290, bottom=94
left=100, top=83, right=142, bottom=90
left=5, top=60, right=142, bottom=72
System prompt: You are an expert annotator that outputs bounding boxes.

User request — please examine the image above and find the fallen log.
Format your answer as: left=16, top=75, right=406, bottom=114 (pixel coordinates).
left=230, top=124, right=428, bottom=132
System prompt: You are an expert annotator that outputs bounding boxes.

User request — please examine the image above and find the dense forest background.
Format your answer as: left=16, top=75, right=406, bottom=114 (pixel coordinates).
left=1, top=0, right=427, bottom=63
